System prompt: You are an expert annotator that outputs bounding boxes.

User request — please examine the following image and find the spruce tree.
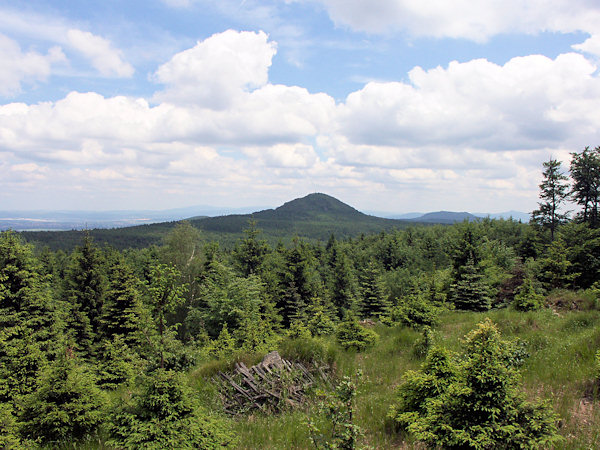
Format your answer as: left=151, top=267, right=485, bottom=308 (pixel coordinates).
left=19, top=348, right=105, bottom=445
left=108, top=369, right=236, bottom=448
left=63, top=233, right=107, bottom=356
left=532, top=158, right=570, bottom=240
left=233, top=220, right=269, bottom=277
left=359, top=261, right=389, bottom=318
left=570, top=146, right=600, bottom=227
left=450, top=258, right=491, bottom=311
left=100, top=256, right=144, bottom=348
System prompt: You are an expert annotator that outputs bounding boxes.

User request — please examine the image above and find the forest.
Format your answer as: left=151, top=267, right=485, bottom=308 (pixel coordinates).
left=1, top=146, right=600, bottom=448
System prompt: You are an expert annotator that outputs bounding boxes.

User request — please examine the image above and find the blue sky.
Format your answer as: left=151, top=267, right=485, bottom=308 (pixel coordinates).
left=1, top=0, right=600, bottom=213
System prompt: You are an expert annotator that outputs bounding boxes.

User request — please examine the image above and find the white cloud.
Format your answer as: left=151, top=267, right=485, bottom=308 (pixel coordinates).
left=0, top=34, right=65, bottom=97
left=244, top=143, right=318, bottom=168
left=336, top=53, right=600, bottom=152
left=573, top=34, right=600, bottom=57
left=2, top=29, right=600, bottom=212
left=153, top=30, right=276, bottom=109
left=67, top=29, right=134, bottom=78
left=303, top=0, right=600, bottom=40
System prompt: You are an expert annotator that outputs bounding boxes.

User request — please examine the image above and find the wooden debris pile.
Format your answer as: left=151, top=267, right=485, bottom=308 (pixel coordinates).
left=214, top=351, right=329, bottom=415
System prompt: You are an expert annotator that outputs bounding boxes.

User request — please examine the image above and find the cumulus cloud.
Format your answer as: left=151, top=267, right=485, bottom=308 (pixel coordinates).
left=244, top=143, right=319, bottom=168
left=336, top=53, right=600, bottom=153
left=573, top=34, right=600, bottom=57
left=302, top=0, right=600, bottom=40
left=0, top=34, right=65, bottom=97
left=2, top=29, right=600, bottom=211
left=66, top=29, right=134, bottom=77
left=153, top=30, right=276, bottom=108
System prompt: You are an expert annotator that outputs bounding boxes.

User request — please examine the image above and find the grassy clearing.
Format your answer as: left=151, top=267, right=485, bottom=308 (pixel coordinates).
left=191, top=308, right=600, bottom=449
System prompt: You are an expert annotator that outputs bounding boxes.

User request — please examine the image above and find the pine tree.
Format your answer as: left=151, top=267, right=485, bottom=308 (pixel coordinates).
left=108, top=369, right=236, bottom=448
left=63, top=233, right=107, bottom=356
left=391, top=320, right=561, bottom=448
left=99, top=256, right=144, bottom=348
left=450, top=259, right=491, bottom=311
left=570, top=146, right=600, bottom=227
left=532, top=158, right=570, bottom=240
left=359, top=261, right=389, bottom=318
left=20, top=348, right=106, bottom=445
left=234, top=220, right=270, bottom=277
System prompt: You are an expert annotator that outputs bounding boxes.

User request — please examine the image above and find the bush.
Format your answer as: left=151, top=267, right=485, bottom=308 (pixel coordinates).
left=108, top=369, right=236, bottom=449
left=389, top=319, right=561, bottom=449
left=513, top=278, right=545, bottom=311
left=336, top=316, right=379, bottom=352
left=19, top=351, right=106, bottom=445
left=389, top=293, right=441, bottom=329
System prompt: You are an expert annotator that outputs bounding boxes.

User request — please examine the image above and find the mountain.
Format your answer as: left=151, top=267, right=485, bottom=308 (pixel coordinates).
left=191, top=193, right=404, bottom=239
left=19, top=193, right=527, bottom=251
left=21, top=193, right=409, bottom=250
left=409, top=211, right=480, bottom=224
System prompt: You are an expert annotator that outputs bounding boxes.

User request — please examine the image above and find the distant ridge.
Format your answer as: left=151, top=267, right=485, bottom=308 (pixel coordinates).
left=409, top=211, right=480, bottom=224
left=20, top=193, right=529, bottom=251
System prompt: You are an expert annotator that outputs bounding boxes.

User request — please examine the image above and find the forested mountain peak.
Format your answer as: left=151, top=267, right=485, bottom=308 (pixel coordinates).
left=256, top=193, right=365, bottom=220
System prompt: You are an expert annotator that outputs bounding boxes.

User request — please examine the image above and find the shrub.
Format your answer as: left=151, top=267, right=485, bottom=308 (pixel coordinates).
left=308, top=372, right=362, bottom=449
left=108, top=369, right=236, bottom=449
left=19, top=351, right=106, bottom=445
left=389, top=293, right=441, bottom=329
left=336, top=316, right=379, bottom=351
left=389, top=319, right=561, bottom=449
left=513, top=277, right=545, bottom=311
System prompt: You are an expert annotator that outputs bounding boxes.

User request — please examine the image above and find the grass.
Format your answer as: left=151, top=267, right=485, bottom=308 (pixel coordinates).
left=191, top=307, right=600, bottom=448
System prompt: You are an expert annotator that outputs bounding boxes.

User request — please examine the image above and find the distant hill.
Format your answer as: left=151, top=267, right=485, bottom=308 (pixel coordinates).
left=19, top=193, right=528, bottom=251
left=191, top=193, right=405, bottom=240
left=409, top=211, right=480, bottom=224
left=20, top=193, right=409, bottom=250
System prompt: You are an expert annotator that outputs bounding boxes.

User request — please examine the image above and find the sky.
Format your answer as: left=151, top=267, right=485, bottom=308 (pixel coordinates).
left=1, top=0, right=600, bottom=214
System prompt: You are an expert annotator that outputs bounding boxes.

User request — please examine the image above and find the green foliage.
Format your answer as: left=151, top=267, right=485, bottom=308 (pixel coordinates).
left=233, top=220, right=270, bottom=277
left=388, top=346, right=458, bottom=429
left=278, top=336, right=337, bottom=366
left=531, top=158, right=570, bottom=241
left=288, top=320, right=312, bottom=339
left=108, top=369, right=236, bottom=449
left=513, top=277, right=545, bottom=311
left=570, top=146, right=600, bottom=227
left=147, top=263, right=187, bottom=368
left=538, top=237, right=579, bottom=289
left=336, top=316, right=379, bottom=352
left=206, top=324, right=237, bottom=360
left=63, top=233, right=108, bottom=355
left=306, top=298, right=336, bottom=336
left=390, top=319, right=561, bottom=449
left=20, top=349, right=106, bottom=445
left=0, top=402, right=22, bottom=449
left=450, top=258, right=492, bottom=311
left=100, top=255, right=145, bottom=348
left=308, top=372, right=362, bottom=449
left=388, top=292, right=441, bottom=329
left=358, top=261, right=389, bottom=318
left=96, top=336, right=142, bottom=390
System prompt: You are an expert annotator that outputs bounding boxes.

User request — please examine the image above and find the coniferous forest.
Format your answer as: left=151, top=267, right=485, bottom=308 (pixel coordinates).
left=2, top=147, right=600, bottom=448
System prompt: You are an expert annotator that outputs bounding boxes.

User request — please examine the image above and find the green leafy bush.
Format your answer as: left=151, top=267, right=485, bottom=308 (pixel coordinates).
left=308, top=372, right=362, bottom=449
left=19, top=351, right=106, bottom=445
left=108, top=369, right=236, bottom=449
left=336, top=316, right=379, bottom=351
left=389, top=319, right=561, bottom=449
left=513, top=277, right=545, bottom=311
left=388, top=293, right=441, bottom=329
